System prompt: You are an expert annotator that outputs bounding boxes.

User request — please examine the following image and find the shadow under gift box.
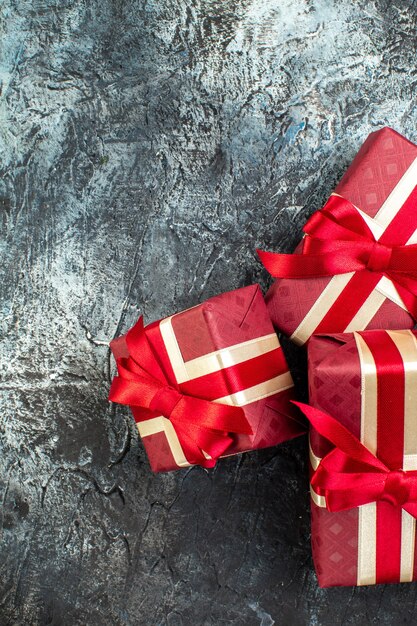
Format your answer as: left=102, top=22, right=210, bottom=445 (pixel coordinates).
left=110, top=285, right=305, bottom=472
left=308, top=330, right=417, bottom=587
left=265, top=127, right=417, bottom=345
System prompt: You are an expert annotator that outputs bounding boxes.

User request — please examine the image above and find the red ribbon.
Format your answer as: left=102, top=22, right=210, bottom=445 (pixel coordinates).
left=109, top=317, right=252, bottom=468
left=258, top=195, right=417, bottom=320
left=294, top=401, right=417, bottom=519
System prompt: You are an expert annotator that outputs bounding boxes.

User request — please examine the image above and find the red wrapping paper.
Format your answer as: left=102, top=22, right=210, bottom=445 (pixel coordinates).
left=265, top=127, right=417, bottom=345
left=111, top=285, right=305, bottom=472
left=308, top=331, right=417, bottom=587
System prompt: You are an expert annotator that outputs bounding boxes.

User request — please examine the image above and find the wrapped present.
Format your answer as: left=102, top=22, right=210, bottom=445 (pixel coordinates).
left=109, top=285, right=304, bottom=472
left=258, top=127, right=417, bottom=345
left=296, top=329, right=417, bottom=587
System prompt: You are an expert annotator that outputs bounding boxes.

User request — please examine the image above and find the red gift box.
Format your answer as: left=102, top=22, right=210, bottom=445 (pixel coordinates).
left=109, top=285, right=304, bottom=472
left=303, top=329, right=417, bottom=587
left=260, top=127, right=417, bottom=345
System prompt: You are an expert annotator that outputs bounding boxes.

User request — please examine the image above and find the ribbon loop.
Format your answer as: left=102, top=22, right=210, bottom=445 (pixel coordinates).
left=148, top=386, right=182, bottom=419
left=367, top=242, right=392, bottom=273
left=383, top=470, right=410, bottom=506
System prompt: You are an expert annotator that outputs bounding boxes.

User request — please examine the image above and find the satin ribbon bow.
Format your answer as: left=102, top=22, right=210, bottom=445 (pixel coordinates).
left=258, top=195, right=417, bottom=319
left=109, top=317, right=252, bottom=468
left=294, top=402, right=417, bottom=518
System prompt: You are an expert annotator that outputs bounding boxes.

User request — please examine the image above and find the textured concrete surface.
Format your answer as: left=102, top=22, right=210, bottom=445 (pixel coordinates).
left=1, top=1, right=417, bottom=624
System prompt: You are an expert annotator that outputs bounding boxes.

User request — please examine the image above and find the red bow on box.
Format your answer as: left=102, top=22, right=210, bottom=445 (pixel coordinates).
left=109, top=317, right=252, bottom=468
left=258, top=194, right=417, bottom=320
left=294, top=401, right=417, bottom=518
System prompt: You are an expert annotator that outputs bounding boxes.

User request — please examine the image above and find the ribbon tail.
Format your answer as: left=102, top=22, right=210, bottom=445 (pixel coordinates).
left=403, top=503, right=417, bottom=520
left=173, top=422, right=231, bottom=468
left=391, top=281, right=417, bottom=322
left=156, top=396, right=251, bottom=468
left=175, top=418, right=233, bottom=459
left=293, top=401, right=387, bottom=471
left=171, top=397, right=248, bottom=461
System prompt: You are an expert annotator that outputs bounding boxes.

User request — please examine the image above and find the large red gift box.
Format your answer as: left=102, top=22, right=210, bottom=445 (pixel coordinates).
left=109, top=285, right=304, bottom=472
left=261, top=127, right=417, bottom=345
left=305, top=329, right=417, bottom=587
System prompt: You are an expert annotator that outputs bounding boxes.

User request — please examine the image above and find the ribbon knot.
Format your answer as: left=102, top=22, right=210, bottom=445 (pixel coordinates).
left=109, top=316, right=252, bottom=468
left=383, top=470, right=410, bottom=506
left=148, top=386, right=182, bottom=419
left=367, top=242, right=392, bottom=273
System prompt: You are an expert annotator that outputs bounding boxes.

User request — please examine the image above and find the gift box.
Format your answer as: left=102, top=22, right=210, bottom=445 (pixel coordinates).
left=259, top=127, right=417, bottom=345
left=298, top=329, right=417, bottom=587
left=109, top=285, right=304, bottom=472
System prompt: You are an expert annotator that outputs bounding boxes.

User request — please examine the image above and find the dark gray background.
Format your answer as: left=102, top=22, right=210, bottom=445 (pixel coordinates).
left=1, top=1, right=417, bottom=624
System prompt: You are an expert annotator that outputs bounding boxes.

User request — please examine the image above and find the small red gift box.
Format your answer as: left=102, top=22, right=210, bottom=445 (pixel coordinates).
left=259, top=127, right=417, bottom=345
left=109, top=285, right=304, bottom=472
left=298, top=329, right=417, bottom=587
